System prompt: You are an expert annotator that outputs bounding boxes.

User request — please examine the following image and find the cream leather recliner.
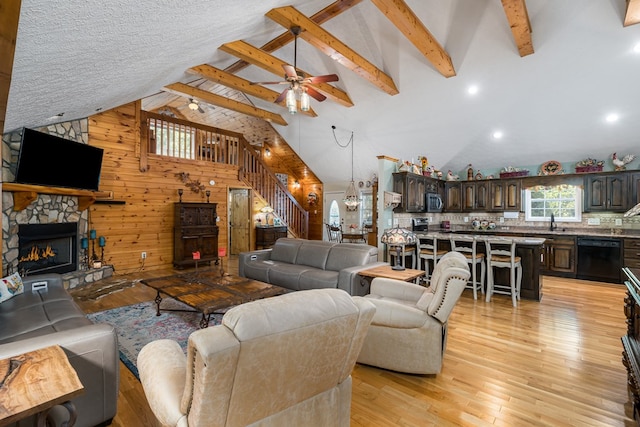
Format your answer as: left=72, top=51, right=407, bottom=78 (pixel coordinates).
left=357, top=251, right=470, bottom=374
left=137, top=288, right=375, bottom=427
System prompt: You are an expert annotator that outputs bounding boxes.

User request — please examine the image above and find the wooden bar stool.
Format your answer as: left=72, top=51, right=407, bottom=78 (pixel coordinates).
left=418, top=235, right=447, bottom=284
left=449, top=235, right=485, bottom=299
left=484, top=238, right=522, bottom=307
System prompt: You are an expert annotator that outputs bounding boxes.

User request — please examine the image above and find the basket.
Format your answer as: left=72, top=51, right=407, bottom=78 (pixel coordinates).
left=499, top=170, right=529, bottom=179
left=575, top=165, right=603, bottom=173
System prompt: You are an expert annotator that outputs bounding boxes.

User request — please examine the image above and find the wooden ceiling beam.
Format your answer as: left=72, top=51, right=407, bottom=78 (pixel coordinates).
left=163, top=82, right=288, bottom=127
left=266, top=6, right=399, bottom=96
left=625, top=0, right=640, bottom=26
left=188, top=64, right=317, bottom=117
left=501, top=0, right=534, bottom=57
left=370, top=0, right=455, bottom=78
left=225, top=0, right=363, bottom=75
left=219, top=40, right=354, bottom=107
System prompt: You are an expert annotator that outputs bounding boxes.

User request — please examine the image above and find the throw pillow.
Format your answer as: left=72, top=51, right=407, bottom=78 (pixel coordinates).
left=0, top=272, right=24, bottom=303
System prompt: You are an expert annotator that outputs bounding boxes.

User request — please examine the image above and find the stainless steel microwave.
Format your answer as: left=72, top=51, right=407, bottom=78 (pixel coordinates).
left=425, top=192, right=443, bottom=212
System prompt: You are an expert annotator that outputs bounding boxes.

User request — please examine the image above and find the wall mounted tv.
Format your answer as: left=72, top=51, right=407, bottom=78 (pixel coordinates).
left=15, top=128, right=104, bottom=191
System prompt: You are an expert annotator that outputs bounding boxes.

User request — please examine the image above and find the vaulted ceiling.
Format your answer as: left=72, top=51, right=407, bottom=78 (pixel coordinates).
left=5, top=0, right=640, bottom=186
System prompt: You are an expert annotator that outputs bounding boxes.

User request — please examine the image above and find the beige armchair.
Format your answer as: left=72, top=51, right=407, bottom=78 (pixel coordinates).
left=357, top=251, right=470, bottom=374
left=137, top=288, right=375, bottom=427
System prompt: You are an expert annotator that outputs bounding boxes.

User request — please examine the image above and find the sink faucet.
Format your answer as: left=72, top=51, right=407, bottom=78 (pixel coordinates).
left=550, top=213, right=557, bottom=231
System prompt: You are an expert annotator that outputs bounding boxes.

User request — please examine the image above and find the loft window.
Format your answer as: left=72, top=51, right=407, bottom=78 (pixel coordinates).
left=524, top=185, right=582, bottom=222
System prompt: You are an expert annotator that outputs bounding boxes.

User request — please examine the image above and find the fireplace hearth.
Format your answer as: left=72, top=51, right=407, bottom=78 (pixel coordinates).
left=18, top=223, right=78, bottom=275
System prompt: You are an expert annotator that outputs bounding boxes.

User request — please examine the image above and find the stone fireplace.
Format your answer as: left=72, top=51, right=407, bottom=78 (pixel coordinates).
left=18, top=223, right=78, bottom=275
left=2, top=120, right=112, bottom=287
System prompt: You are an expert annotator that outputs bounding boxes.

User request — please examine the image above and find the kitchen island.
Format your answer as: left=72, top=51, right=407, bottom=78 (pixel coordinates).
left=416, top=232, right=545, bottom=301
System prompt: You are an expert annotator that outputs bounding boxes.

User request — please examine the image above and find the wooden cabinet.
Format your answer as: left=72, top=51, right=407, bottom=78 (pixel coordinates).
left=629, top=173, right=640, bottom=208
left=444, top=181, right=462, bottom=212
left=392, top=172, right=442, bottom=213
left=540, top=235, right=576, bottom=277
left=584, top=174, right=628, bottom=212
left=624, top=238, right=640, bottom=269
left=461, top=181, right=489, bottom=211
left=489, top=179, right=521, bottom=211
left=173, top=203, right=218, bottom=268
left=256, top=226, right=287, bottom=249
left=622, top=268, right=640, bottom=421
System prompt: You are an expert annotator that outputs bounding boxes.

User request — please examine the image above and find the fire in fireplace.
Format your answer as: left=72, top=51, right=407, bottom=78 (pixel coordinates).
left=18, top=223, right=78, bottom=275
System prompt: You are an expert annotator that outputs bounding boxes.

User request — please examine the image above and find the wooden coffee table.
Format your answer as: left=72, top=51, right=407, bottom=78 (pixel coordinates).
left=141, top=271, right=287, bottom=328
left=358, top=265, right=425, bottom=284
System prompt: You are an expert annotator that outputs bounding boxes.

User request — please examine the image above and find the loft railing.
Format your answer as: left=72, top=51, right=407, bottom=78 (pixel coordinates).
left=140, top=111, right=308, bottom=238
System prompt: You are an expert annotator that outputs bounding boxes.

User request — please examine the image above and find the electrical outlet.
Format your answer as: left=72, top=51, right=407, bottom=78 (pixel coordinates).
left=141, top=252, right=147, bottom=259
left=464, top=217, right=469, bottom=223
left=499, top=217, right=505, bottom=223
left=615, top=218, right=623, bottom=226
left=587, top=218, right=600, bottom=226
left=427, top=216, right=433, bottom=223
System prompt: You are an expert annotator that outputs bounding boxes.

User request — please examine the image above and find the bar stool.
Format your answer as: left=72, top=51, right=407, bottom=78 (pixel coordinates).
left=418, top=235, right=447, bottom=284
left=484, top=238, right=521, bottom=307
left=449, top=235, right=485, bottom=299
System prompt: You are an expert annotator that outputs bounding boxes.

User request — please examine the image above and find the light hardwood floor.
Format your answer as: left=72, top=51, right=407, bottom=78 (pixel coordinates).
left=71, top=260, right=636, bottom=426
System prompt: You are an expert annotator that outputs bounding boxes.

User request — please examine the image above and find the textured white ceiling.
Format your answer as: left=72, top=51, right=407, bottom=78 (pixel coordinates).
left=7, top=0, right=640, bottom=185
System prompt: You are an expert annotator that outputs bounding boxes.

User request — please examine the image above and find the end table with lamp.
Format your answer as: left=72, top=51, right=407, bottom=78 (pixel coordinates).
left=381, top=225, right=418, bottom=270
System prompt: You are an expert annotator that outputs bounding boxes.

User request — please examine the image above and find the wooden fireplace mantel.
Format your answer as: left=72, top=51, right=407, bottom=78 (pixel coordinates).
left=2, top=183, right=112, bottom=211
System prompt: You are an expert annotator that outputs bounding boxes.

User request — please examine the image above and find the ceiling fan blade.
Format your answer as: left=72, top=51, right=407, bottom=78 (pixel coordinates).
left=274, top=88, right=289, bottom=104
left=198, top=106, right=205, bottom=114
left=282, top=64, right=298, bottom=79
left=305, top=86, right=327, bottom=102
left=250, top=80, right=289, bottom=86
left=306, top=74, right=339, bottom=84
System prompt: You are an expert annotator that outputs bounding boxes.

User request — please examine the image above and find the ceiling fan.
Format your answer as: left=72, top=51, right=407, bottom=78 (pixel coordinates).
left=251, top=26, right=339, bottom=114
left=187, top=98, right=205, bottom=113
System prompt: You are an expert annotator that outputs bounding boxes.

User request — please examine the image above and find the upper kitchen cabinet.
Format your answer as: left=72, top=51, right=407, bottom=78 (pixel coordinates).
left=489, top=180, right=521, bottom=211
left=392, top=172, right=443, bottom=213
left=584, top=174, right=628, bottom=212
left=630, top=173, right=640, bottom=208
left=461, top=181, right=489, bottom=211
left=444, top=181, right=462, bottom=212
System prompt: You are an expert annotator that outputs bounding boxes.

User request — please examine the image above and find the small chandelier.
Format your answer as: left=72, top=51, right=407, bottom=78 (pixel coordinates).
left=333, top=127, right=360, bottom=208
left=285, top=85, right=311, bottom=115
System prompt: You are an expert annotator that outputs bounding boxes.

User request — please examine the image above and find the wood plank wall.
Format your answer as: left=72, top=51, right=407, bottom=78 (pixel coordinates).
left=88, top=102, right=323, bottom=274
left=89, top=103, right=241, bottom=274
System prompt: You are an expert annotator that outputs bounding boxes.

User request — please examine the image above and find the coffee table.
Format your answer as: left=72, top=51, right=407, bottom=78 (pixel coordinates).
left=358, top=265, right=425, bottom=284
left=141, top=271, right=287, bottom=328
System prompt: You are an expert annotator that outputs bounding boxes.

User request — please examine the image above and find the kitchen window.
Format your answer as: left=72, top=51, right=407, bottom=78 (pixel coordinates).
left=524, top=185, right=582, bottom=222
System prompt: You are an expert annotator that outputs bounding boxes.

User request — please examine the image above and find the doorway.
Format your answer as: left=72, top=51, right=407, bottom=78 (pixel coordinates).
left=324, top=191, right=347, bottom=240
left=228, top=188, right=251, bottom=255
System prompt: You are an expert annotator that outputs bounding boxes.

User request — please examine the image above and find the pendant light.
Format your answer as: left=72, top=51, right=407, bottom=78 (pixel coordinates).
left=336, top=128, right=359, bottom=208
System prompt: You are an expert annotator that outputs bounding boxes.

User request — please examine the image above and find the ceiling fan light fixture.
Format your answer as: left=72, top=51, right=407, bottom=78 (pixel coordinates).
left=300, top=90, right=310, bottom=112
left=286, top=89, right=297, bottom=114
left=188, top=99, right=199, bottom=111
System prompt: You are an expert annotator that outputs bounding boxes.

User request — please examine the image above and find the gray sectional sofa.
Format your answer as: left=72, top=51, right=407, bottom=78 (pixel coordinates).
left=0, top=273, right=119, bottom=427
left=238, top=238, right=386, bottom=296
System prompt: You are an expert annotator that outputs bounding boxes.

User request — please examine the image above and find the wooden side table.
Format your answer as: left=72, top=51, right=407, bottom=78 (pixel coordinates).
left=359, top=264, right=425, bottom=284
left=0, top=345, right=84, bottom=427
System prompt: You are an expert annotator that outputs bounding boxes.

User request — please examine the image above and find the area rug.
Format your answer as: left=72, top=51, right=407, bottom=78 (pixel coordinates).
left=87, top=299, right=223, bottom=378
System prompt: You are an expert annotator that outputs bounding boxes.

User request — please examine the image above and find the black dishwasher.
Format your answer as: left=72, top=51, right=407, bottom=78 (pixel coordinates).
left=576, top=237, right=622, bottom=283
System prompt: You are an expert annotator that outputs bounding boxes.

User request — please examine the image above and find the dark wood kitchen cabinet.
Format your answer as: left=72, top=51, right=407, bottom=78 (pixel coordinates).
left=622, top=268, right=640, bottom=422
left=393, top=172, right=426, bottom=212
left=624, top=238, right=640, bottom=269
left=173, top=202, right=219, bottom=268
left=630, top=173, right=640, bottom=208
left=584, top=174, right=628, bottom=212
left=489, top=179, right=521, bottom=211
left=444, top=181, right=462, bottom=212
left=462, top=181, right=489, bottom=211
left=540, top=235, right=576, bottom=277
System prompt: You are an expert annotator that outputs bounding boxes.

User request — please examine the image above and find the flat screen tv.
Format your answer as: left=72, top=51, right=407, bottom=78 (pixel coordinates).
left=15, top=128, right=104, bottom=191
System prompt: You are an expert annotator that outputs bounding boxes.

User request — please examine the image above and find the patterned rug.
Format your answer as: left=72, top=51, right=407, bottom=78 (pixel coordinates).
left=87, top=299, right=223, bottom=378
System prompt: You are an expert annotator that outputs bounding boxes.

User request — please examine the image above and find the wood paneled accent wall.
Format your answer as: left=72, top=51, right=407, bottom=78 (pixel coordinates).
left=88, top=102, right=323, bottom=274
left=88, top=103, right=245, bottom=274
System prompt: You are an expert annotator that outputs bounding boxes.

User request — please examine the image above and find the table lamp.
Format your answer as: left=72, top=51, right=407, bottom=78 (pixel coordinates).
left=381, top=226, right=417, bottom=271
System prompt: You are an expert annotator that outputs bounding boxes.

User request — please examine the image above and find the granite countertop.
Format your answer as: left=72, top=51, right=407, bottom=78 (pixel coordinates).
left=415, top=231, right=546, bottom=245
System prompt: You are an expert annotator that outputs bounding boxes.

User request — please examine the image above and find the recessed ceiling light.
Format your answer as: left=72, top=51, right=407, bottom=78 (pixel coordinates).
left=467, top=85, right=479, bottom=95
left=492, top=131, right=503, bottom=140
left=605, top=113, right=619, bottom=123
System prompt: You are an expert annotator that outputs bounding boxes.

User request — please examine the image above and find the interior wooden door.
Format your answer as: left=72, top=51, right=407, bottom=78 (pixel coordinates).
left=229, top=188, right=250, bottom=255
